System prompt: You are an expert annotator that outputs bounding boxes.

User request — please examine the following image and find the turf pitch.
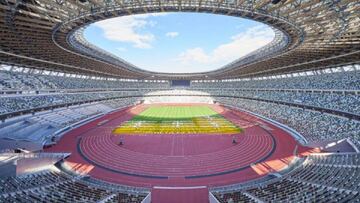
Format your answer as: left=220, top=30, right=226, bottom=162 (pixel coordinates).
left=113, top=106, right=242, bottom=134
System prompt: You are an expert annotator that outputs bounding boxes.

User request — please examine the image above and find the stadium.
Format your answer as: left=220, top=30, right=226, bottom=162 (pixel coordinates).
left=0, top=0, right=359, bottom=202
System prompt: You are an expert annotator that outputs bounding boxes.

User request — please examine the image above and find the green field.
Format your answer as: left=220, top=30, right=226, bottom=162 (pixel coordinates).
left=113, top=105, right=242, bottom=134
left=132, top=106, right=219, bottom=121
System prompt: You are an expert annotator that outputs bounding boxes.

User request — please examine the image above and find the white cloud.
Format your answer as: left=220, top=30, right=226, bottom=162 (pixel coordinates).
left=94, top=14, right=163, bottom=49
left=175, top=25, right=274, bottom=67
left=165, top=32, right=179, bottom=38
left=177, top=47, right=209, bottom=63
left=116, top=47, right=127, bottom=52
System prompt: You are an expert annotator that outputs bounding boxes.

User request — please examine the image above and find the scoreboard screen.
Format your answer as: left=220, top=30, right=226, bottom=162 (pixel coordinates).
left=171, top=80, right=190, bottom=87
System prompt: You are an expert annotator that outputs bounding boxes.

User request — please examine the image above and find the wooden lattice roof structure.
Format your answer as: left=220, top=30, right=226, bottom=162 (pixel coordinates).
left=0, top=0, right=359, bottom=80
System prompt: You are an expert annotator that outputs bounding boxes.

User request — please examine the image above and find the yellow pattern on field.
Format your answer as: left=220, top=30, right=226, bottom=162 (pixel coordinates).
left=113, top=106, right=242, bottom=134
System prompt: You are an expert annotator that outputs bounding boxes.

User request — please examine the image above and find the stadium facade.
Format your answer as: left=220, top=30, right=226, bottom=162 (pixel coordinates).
left=0, top=0, right=359, bottom=202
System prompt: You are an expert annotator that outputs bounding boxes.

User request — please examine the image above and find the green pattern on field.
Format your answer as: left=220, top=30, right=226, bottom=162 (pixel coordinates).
left=133, top=106, right=218, bottom=121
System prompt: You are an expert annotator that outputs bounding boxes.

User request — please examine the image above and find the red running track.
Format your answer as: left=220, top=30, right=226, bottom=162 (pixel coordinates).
left=46, top=104, right=317, bottom=188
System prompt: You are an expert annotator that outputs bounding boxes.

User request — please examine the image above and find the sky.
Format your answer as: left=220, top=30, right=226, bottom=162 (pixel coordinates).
left=84, top=12, right=274, bottom=73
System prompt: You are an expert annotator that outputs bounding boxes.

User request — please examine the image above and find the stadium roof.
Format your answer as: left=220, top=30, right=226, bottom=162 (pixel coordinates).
left=0, top=0, right=359, bottom=80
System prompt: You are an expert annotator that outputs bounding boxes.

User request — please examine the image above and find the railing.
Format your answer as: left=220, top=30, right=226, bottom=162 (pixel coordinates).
left=0, top=152, right=70, bottom=159
left=2, top=87, right=358, bottom=97
left=79, top=176, right=150, bottom=194
left=141, top=193, right=151, bottom=203
left=0, top=88, right=169, bottom=95
left=209, top=192, right=221, bottom=203
left=190, top=87, right=360, bottom=94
